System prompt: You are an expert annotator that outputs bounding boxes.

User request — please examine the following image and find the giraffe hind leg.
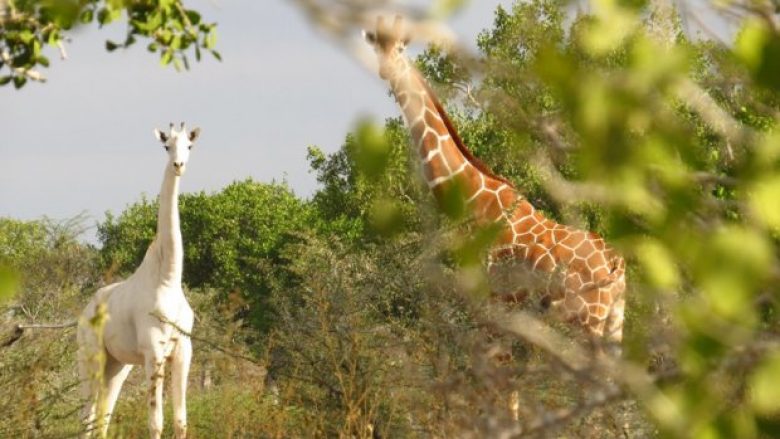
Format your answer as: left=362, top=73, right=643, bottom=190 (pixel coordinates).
left=605, top=295, right=626, bottom=357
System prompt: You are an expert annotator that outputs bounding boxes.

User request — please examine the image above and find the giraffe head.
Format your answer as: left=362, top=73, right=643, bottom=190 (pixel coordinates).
left=153, top=122, right=200, bottom=176
left=363, top=15, right=410, bottom=81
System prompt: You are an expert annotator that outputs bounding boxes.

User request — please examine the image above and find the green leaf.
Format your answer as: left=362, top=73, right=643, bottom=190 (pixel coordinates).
left=735, top=19, right=780, bottom=91
left=159, top=29, right=173, bottom=44
left=105, top=40, right=120, bottom=52
left=186, top=10, right=202, bottom=26
left=13, top=76, right=27, bottom=89
left=438, top=179, right=467, bottom=220
left=32, top=39, right=42, bottom=58
left=735, top=19, right=769, bottom=71
left=0, top=76, right=12, bottom=86
left=47, top=30, right=60, bottom=46
left=750, top=352, right=780, bottom=414
left=696, top=226, right=773, bottom=321
left=80, top=8, right=94, bottom=24
left=97, top=8, right=110, bottom=26
left=19, top=30, right=34, bottom=44
left=210, top=50, right=222, bottom=62
left=368, top=198, right=404, bottom=237
left=636, top=239, right=680, bottom=290
left=146, top=12, right=163, bottom=32
left=431, top=0, right=467, bottom=18
left=0, top=266, right=19, bottom=305
left=750, top=175, right=780, bottom=230
left=756, top=35, right=780, bottom=91
left=453, top=223, right=502, bottom=266
left=205, top=27, right=217, bottom=49
left=160, top=49, right=173, bottom=66
left=353, top=120, right=390, bottom=180
left=580, top=9, right=635, bottom=56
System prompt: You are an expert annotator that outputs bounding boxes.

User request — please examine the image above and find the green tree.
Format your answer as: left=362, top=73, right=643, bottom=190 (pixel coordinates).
left=0, top=215, right=97, bottom=319
left=293, top=0, right=780, bottom=436
left=433, top=1, right=780, bottom=436
left=0, top=0, right=218, bottom=88
left=307, top=118, right=432, bottom=243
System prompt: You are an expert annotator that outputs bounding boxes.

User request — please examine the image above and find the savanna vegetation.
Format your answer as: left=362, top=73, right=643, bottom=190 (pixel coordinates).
left=3, top=0, right=780, bottom=437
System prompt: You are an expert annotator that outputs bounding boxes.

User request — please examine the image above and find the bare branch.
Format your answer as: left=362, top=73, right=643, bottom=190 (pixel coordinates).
left=16, top=321, right=77, bottom=330
left=674, top=78, right=752, bottom=157
left=150, top=311, right=264, bottom=367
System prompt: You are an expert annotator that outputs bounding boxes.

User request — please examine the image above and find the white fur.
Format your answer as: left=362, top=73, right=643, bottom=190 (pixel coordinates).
left=77, top=124, right=198, bottom=439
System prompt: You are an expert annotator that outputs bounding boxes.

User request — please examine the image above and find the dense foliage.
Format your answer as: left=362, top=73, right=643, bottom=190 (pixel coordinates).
left=2, top=0, right=780, bottom=437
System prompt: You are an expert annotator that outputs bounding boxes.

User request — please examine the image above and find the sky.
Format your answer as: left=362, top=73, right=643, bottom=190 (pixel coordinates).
left=0, top=0, right=512, bottom=241
left=0, top=0, right=734, bottom=242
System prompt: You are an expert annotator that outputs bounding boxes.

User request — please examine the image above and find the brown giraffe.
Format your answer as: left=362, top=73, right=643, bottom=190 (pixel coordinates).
left=363, top=16, right=626, bottom=348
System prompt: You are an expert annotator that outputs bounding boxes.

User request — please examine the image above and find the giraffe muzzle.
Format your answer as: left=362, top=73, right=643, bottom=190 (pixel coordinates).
left=379, top=65, right=393, bottom=80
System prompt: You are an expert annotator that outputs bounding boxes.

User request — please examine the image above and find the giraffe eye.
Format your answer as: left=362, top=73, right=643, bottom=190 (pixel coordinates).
left=165, top=145, right=170, bottom=151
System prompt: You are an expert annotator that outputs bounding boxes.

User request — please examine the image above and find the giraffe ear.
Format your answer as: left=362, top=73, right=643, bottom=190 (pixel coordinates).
left=189, top=127, right=201, bottom=142
left=362, top=30, right=377, bottom=45
left=154, top=128, right=168, bottom=144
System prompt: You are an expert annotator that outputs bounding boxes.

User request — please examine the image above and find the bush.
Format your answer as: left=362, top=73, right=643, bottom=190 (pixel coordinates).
left=98, top=179, right=312, bottom=330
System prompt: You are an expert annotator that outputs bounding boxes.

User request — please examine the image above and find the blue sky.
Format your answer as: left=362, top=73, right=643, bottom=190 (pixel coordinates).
left=0, top=0, right=511, bottom=240
left=0, top=0, right=732, bottom=242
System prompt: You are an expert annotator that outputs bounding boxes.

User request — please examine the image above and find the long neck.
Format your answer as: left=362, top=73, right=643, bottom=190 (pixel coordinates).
left=155, top=164, right=183, bottom=283
left=388, top=58, right=510, bottom=213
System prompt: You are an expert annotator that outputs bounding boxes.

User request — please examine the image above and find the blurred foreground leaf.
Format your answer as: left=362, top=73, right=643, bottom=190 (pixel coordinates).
left=0, top=266, right=19, bottom=305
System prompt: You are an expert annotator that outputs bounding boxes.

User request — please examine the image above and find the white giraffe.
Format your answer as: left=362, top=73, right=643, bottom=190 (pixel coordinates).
left=77, top=123, right=200, bottom=439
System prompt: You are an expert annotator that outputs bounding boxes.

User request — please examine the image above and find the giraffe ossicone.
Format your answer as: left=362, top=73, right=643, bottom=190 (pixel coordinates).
left=363, top=15, right=627, bottom=347
left=77, top=123, right=199, bottom=439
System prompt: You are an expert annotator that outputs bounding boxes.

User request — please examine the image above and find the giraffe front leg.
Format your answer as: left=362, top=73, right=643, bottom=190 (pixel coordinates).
left=144, top=352, right=166, bottom=439
left=170, top=337, right=192, bottom=439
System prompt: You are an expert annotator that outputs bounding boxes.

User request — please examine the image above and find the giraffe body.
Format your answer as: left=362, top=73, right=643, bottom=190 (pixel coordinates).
left=365, top=17, right=626, bottom=343
left=77, top=124, right=199, bottom=439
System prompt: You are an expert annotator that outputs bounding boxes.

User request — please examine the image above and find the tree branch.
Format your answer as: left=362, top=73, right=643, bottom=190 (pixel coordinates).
left=150, top=311, right=264, bottom=367
left=2, top=320, right=76, bottom=348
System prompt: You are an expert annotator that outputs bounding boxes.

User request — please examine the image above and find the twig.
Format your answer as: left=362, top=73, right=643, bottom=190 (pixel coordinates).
left=674, top=78, right=753, bottom=157
left=17, top=321, right=77, bottom=330
left=520, top=384, right=625, bottom=437
left=56, top=41, right=68, bottom=60
left=2, top=321, right=76, bottom=348
left=450, top=81, right=483, bottom=109
left=690, top=171, right=739, bottom=186
left=1, top=325, right=23, bottom=347
left=150, top=312, right=264, bottom=366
